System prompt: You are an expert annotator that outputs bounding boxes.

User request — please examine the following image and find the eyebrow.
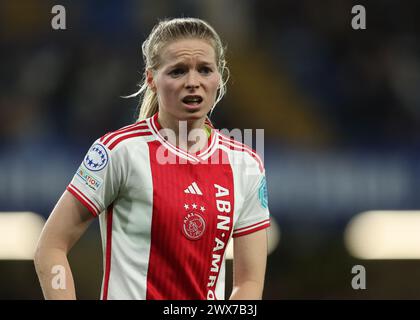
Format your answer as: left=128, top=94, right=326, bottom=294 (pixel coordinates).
left=166, top=60, right=216, bottom=69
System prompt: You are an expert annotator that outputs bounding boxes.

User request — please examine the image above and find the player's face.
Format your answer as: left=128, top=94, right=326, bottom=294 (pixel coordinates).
left=148, top=38, right=221, bottom=123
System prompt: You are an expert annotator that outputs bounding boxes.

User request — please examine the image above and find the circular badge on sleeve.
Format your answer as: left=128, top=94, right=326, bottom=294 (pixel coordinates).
left=83, top=143, right=109, bottom=171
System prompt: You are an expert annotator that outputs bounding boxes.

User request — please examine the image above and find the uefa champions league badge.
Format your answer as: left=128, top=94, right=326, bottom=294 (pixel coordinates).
left=83, top=143, right=109, bottom=171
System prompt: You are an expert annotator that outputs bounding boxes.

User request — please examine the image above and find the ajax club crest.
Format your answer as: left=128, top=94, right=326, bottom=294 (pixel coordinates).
left=182, top=211, right=206, bottom=241
left=182, top=184, right=207, bottom=240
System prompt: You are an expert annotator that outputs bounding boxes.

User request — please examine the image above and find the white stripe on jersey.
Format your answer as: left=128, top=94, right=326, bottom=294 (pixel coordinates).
left=191, top=182, right=203, bottom=195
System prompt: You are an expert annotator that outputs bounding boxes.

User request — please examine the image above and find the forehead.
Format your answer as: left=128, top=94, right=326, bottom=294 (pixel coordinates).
left=160, top=38, right=216, bottom=65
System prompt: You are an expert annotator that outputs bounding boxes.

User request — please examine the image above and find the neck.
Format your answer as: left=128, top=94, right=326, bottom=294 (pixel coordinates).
left=157, top=113, right=210, bottom=153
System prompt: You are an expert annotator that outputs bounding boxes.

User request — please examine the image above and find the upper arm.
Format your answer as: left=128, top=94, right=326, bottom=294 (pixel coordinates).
left=37, top=138, right=123, bottom=254
left=37, top=190, right=95, bottom=254
left=232, top=228, right=268, bottom=287
left=231, top=156, right=270, bottom=289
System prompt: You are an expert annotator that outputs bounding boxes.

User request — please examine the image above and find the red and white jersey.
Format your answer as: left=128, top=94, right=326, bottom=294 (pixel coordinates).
left=67, top=113, right=270, bottom=300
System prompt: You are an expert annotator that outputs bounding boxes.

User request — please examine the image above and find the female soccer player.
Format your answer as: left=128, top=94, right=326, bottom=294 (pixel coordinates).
left=34, top=18, right=270, bottom=300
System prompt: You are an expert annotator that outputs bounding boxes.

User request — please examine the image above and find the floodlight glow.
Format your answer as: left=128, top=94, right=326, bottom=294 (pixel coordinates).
left=345, top=211, right=420, bottom=259
left=0, top=212, right=45, bottom=260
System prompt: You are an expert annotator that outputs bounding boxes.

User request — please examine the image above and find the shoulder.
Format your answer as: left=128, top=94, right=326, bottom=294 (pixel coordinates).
left=215, top=130, right=264, bottom=174
left=97, top=119, right=154, bottom=152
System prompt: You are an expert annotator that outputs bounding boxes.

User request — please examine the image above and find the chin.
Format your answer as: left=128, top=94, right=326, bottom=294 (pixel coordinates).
left=181, top=113, right=205, bottom=123
left=181, top=107, right=209, bottom=120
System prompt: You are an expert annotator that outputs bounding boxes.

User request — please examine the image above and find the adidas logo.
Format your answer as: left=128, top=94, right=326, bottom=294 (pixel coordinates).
left=184, top=182, right=203, bottom=195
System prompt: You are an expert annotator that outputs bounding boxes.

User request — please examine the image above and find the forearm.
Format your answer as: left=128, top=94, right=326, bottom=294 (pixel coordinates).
left=229, top=280, right=263, bottom=300
left=34, top=247, right=76, bottom=300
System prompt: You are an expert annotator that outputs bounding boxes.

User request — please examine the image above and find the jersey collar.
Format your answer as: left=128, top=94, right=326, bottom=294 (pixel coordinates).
left=148, top=113, right=218, bottom=163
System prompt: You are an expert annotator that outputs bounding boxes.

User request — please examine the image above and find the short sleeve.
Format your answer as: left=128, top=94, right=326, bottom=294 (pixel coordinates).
left=232, top=169, right=271, bottom=238
left=66, top=139, right=123, bottom=216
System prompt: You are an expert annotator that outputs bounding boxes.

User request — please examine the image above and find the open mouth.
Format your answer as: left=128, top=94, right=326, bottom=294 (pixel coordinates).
left=182, top=95, right=203, bottom=106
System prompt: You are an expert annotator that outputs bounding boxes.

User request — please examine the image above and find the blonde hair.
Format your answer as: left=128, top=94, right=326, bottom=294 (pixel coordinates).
left=127, top=18, right=229, bottom=121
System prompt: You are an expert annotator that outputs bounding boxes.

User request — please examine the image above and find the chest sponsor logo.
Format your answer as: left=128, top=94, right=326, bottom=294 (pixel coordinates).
left=76, top=166, right=103, bottom=191
left=207, top=184, right=233, bottom=300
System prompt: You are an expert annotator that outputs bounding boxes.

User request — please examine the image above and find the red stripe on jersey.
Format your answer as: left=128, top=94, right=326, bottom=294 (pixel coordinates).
left=218, top=132, right=263, bottom=161
left=100, top=122, right=139, bottom=143
left=234, top=218, right=271, bottom=232
left=218, top=133, right=264, bottom=170
left=233, top=219, right=271, bottom=238
left=102, top=205, right=113, bottom=300
left=100, top=121, right=147, bottom=143
left=233, top=221, right=270, bottom=238
left=102, top=123, right=149, bottom=146
left=219, top=140, right=264, bottom=173
left=218, top=136, right=264, bottom=173
left=146, top=141, right=234, bottom=300
left=67, top=184, right=99, bottom=216
left=108, top=131, right=152, bottom=150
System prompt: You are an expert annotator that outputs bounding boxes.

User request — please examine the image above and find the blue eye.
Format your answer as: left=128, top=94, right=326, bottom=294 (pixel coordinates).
left=169, top=68, right=185, bottom=77
left=199, top=67, right=212, bottom=75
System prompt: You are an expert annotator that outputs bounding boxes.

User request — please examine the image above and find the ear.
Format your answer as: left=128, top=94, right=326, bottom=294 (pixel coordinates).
left=146, top=69, right=157, bottom=93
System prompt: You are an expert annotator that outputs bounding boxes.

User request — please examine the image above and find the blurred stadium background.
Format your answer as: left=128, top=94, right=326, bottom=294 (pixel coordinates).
left=1, top=0, right=420, bottom=299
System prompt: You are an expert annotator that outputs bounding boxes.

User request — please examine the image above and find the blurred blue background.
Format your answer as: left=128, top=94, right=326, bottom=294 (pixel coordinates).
left=1, top=0, right=420, bottom=299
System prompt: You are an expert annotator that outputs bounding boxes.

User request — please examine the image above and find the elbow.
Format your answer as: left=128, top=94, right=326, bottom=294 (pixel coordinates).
left=33, top=240, right=68, bottom=273
left=33, top=239, right=53, bottom=274
left=33, top=242, right=45, bottom=274
left=231, top=280, right=264, bottom=300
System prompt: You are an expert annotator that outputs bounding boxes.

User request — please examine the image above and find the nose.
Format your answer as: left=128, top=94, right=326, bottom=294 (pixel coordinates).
left=185, top=71, right=200, bottom=90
